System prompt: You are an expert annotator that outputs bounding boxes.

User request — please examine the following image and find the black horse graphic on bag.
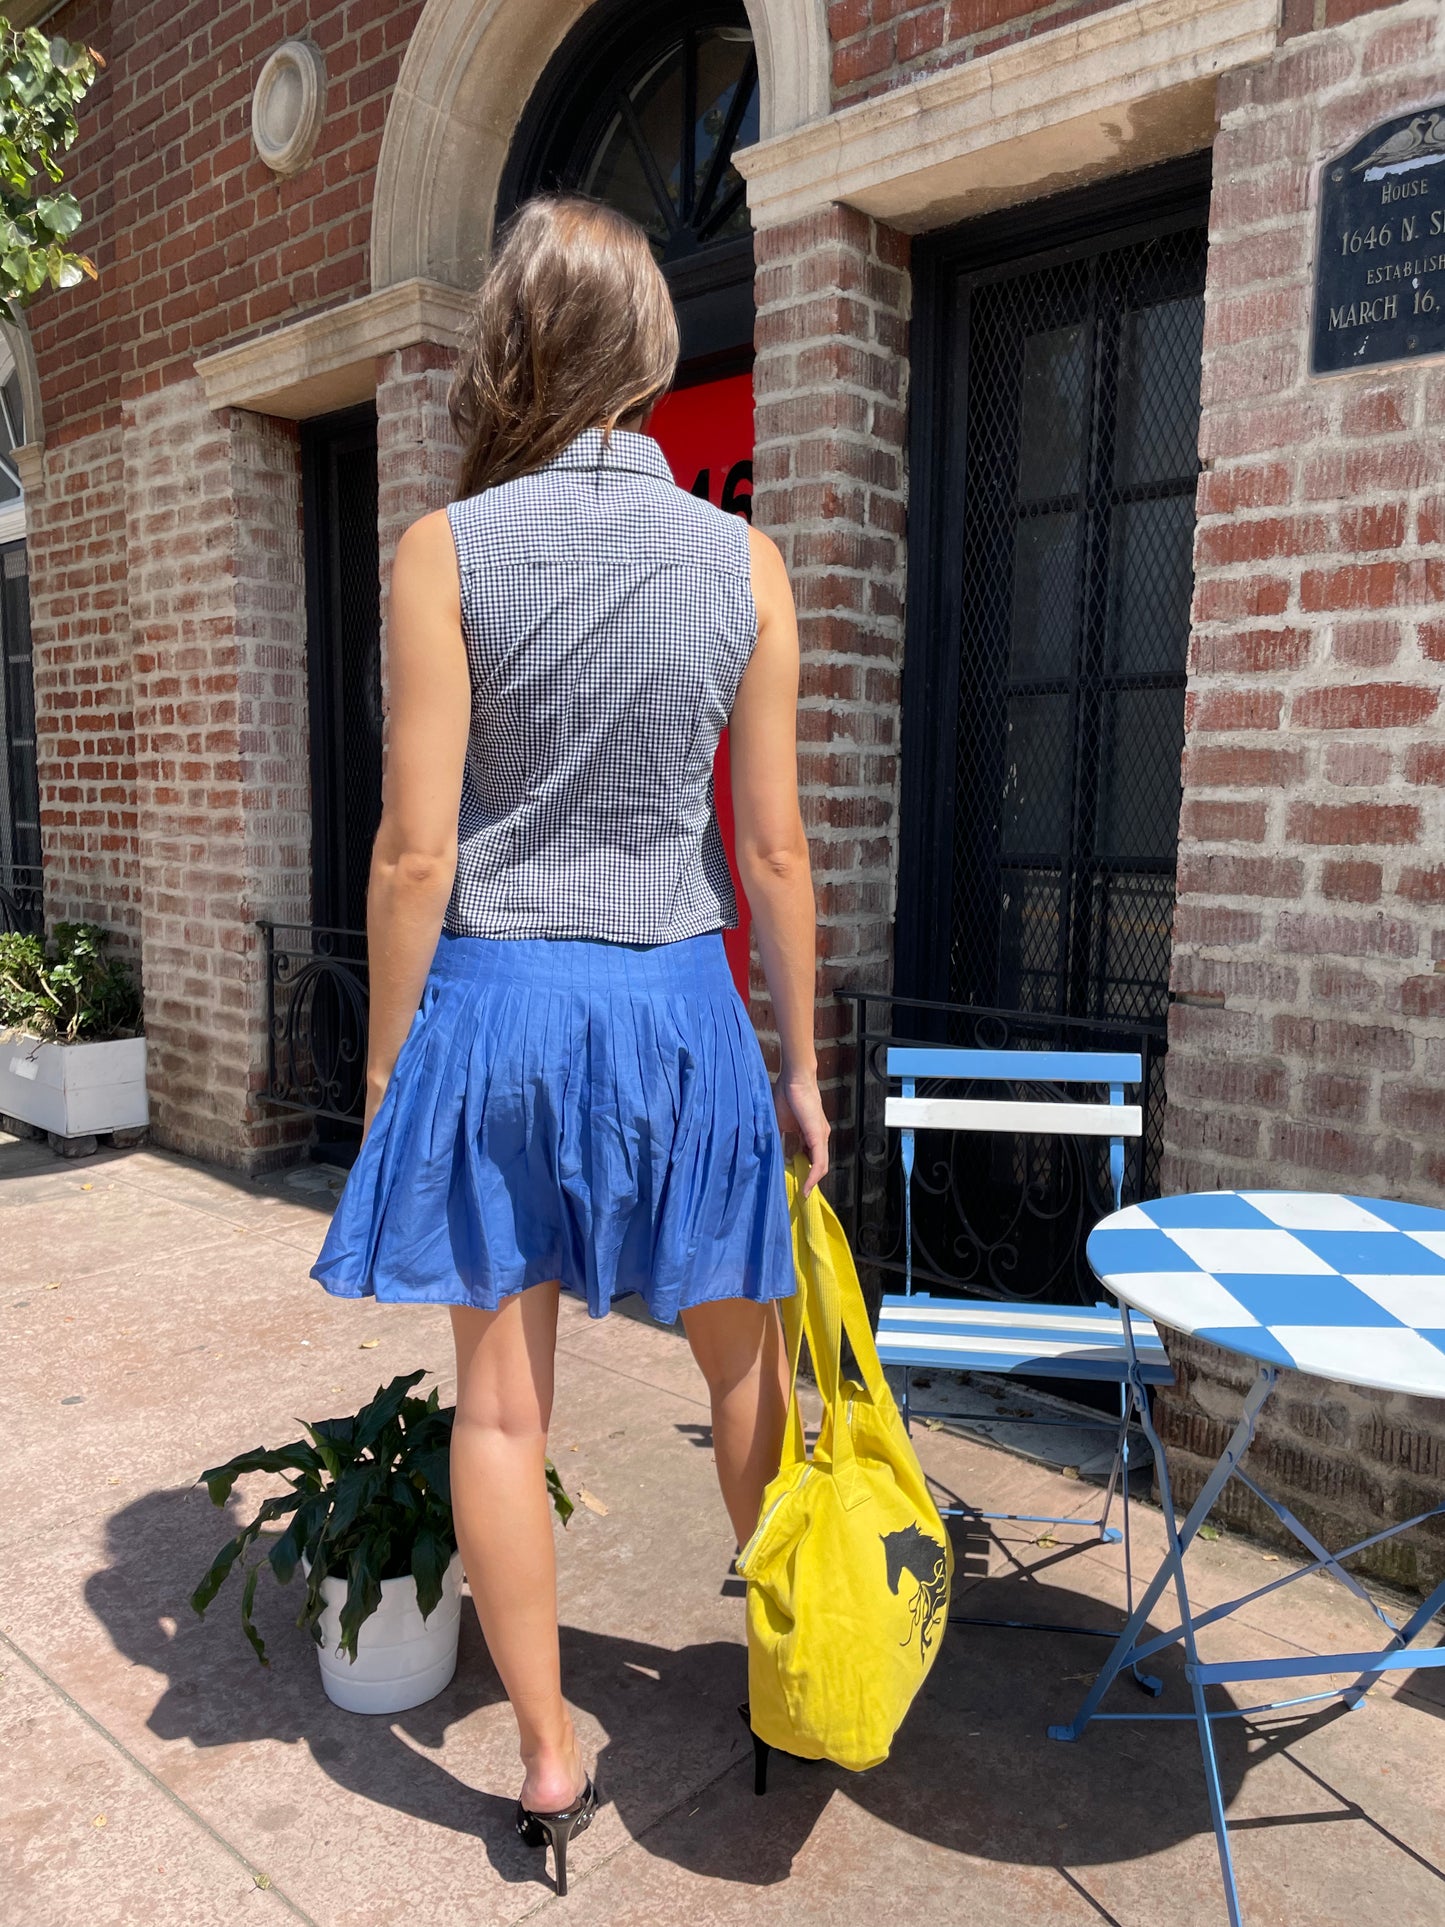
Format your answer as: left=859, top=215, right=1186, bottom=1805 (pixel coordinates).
left=882, top=1525, right=949, bottom=1659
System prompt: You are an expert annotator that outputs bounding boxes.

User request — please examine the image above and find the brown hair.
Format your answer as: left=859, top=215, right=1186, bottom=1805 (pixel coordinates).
left=448, top=195, right=680, bottom=500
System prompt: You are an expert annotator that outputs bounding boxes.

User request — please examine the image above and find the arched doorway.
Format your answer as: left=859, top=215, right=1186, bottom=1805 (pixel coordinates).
left=501, top=0, right=761, bottom=993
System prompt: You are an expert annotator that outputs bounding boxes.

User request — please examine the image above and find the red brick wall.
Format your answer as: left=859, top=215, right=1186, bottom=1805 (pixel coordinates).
left=30, top=0, right=425, bottom=447
left=827, top=0, right=1409, bottom=107
left=752, top=206, right=911, bottom=1187
left=1280, top=0, right=1405, bottom=39
left=828, top=0, right=1126, bottom=105
left=27, top=429, right=139, bottom=944
left=1161, top=0, right=1445, bottom=1587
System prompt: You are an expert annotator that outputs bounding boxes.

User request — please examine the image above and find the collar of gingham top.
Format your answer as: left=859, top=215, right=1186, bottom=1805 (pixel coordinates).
left=541, top=426, right=674, bottom=483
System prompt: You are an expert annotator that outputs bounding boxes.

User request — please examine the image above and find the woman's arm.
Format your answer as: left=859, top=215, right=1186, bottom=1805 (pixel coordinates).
left=729, top=525, right=829, bottom=1194
left=363, top=510, right=471, bottom=1136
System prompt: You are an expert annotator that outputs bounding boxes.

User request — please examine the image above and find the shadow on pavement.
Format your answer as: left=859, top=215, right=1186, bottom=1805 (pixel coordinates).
left=79, top=1481, right=1289, bottom=1897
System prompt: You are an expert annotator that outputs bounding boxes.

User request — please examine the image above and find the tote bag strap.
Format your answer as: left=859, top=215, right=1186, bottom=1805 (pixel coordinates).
left=814, top=1188, right=895, bottom=1413
left=791, top=1164, right=868, bottom=1511
left=777, top=1252, right=809, bottom=1473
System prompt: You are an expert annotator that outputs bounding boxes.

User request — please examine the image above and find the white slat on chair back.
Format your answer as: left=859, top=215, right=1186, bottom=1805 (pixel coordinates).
left=884, top=1095, right=1143, bottom=1140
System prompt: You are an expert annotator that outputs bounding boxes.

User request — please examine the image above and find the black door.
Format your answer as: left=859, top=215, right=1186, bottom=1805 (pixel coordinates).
left=303, top=405, right=383, bottom=936
left=296, top=406, right=382, bottom=1154
left=0, top=540, right=41, bottom=932
left=893, top=159, right=1209, bottom=1299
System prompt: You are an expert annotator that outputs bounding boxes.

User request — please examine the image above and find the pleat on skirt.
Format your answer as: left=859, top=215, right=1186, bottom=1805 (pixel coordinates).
left=311, top=930, right=794, bottom=1323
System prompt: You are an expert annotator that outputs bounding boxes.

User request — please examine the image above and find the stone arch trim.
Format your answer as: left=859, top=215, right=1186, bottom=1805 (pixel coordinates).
left=370, top=0, right=830, bottom=292
left=1, top=312, right=44, bottom=453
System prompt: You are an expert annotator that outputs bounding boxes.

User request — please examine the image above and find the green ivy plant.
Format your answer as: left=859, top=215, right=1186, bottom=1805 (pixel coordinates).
left=0, top=21, right=103, bottom=301
left=0, top=921, right=141, bottom=1042
left=190, top=1370, right=575, bottom=1665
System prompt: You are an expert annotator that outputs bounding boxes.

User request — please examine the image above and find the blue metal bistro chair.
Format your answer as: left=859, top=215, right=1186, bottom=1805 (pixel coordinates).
left=875, top=1047, right=1173, bottom=1658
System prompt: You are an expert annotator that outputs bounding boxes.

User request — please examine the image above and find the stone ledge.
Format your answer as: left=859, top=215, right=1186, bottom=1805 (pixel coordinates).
left=192, top=279, right=471, bottom=421
left=736, top=0, right=1280, bottom=233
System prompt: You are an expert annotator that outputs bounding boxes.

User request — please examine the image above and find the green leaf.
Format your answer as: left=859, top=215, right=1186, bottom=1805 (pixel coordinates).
left=337, top=1542, right=384, bottom=1663
left=267, top=1490, right=328, bottom=1587
left=0, top=28, right=99, bottom=307
left=189, top=1492, right=300, bottom=1623
left=198, top=1439, right=320, bottom=1507
left=34, top=189, right=79, bottom=235
left=317, top=1461, right=383, bottom=1546
left=189, top=1534, right=247, bottom=1617
left=410, top=1528, right=450, bottom=1620
left=352, top=1370, right=428, bottom=1456
left=410, top=1446, right=452, bottom=1510
left=239, top=1563, right=269, bottom=1666
left=546, top=1460, right=574, bottom=1527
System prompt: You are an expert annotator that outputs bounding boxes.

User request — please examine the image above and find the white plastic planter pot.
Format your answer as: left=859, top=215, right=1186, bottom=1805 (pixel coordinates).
left=0, top=1030, right=148, bottom=1138
left=311, top=1550, right=464, bottom=1715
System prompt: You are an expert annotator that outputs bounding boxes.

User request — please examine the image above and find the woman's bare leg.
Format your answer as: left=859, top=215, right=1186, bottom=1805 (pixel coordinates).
left=680, top=1298, right=790, bottom=1548
left=450, top=1284, right=584, bottom=1812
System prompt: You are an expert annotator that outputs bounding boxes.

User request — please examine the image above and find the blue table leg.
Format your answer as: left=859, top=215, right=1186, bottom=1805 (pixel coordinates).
left=1050, top=1349, right=1277, bottom=1927
left=1343, top=1566, right=1445, bottom=1704
left=1048, top=1362, right=1277, bottom=1742
left=1045, top=1271, right=1445, bottom=1927
left=1150, top=1373, right=1246, bottom=1927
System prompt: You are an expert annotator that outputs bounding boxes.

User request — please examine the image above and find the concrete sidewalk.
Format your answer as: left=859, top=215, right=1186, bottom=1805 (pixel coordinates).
left=5, top=1131, right=1445, bottom=1927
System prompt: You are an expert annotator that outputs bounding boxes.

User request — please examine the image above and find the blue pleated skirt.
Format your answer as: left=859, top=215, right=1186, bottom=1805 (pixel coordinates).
left=311, top=931, right=794, bottom=1323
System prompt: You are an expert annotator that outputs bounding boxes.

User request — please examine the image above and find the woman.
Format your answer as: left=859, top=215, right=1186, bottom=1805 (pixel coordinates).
left=312, top=195, right=827, bottom=1894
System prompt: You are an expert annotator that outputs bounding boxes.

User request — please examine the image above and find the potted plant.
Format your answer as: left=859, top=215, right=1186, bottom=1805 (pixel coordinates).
left=190, top=1369, right=574, bottom=1715
left=0, top=921, right=146, bottom=1145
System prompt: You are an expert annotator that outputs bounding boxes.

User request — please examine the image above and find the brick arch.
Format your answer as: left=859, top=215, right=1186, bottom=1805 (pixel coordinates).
left=369, top=0, right=830, bottom=292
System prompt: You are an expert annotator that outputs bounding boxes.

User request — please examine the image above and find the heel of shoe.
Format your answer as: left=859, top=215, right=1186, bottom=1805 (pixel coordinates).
left=547, top=1813, right=579, bottom=1898
left=751, top=1729, right=770, bottom=1797
left=516, top=1776, right=596, bottom=1898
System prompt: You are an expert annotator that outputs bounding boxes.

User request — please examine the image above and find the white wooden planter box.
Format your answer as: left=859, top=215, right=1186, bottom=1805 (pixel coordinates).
left=0, top=1030, right=148, bottom=1138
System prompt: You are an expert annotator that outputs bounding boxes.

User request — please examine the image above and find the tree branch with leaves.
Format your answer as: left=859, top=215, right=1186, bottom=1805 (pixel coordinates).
left=0, top=20, right=102, bottom=303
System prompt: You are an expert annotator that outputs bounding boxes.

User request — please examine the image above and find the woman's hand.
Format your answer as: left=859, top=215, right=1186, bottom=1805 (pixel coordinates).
left=774, top=1065, right=830, bottom=1196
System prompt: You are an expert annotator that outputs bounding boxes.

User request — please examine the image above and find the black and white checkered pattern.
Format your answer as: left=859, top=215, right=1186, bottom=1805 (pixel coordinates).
left=442, top=428, right=756, bottom=946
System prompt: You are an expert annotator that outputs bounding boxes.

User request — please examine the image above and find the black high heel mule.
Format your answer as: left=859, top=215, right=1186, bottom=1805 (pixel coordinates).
left=515, top=1776, right=598, bottom=1897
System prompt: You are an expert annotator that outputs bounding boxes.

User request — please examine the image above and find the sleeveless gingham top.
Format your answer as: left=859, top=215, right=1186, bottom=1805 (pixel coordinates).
left=442, top=428, right=757, bottom=946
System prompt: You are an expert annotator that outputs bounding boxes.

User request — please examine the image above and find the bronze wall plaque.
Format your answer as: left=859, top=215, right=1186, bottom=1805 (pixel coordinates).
left=1312, top=104, right=1445, bottom=376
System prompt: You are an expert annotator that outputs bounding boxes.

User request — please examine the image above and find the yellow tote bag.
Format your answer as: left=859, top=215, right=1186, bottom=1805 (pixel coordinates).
left=736, top=1158, right=953, bottom=1776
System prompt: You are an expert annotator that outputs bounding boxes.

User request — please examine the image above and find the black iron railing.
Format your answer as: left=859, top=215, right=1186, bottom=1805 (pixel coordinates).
left=259, top=921, right=369, bottom=1124
left=836, top=989, right=1167, bottom=1308
left=0, top=863, right=43, bottom=935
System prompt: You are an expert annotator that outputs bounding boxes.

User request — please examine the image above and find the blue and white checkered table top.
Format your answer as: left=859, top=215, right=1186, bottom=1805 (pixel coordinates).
left=1088, top=1191, right=1445, bottom=1397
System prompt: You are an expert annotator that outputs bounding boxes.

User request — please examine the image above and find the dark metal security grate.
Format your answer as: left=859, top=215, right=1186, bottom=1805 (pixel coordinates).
left=0, top=861, right=41, bottom=934
left=890, top=170, right=1209, bottom=1310
left=950, top=224, right=1206, bottom=1032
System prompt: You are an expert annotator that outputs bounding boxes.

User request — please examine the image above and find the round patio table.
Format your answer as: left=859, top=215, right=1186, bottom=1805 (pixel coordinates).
left=1049, top=1189, right=1445, bottom=1927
